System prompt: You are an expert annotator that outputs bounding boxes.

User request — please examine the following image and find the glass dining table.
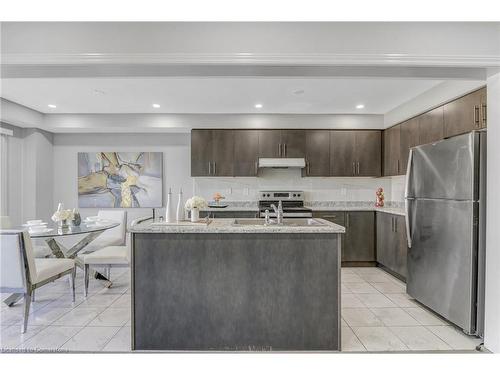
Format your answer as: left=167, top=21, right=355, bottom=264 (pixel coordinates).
left=3, top=220, right=120, bottom=307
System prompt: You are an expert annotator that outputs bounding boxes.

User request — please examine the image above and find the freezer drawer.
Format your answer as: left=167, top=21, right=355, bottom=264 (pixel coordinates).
left=406, top=198, right=478, bottom=333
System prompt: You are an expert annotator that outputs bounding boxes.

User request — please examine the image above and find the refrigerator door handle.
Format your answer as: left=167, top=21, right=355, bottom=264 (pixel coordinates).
left=405, top=149, right=413, bottom=248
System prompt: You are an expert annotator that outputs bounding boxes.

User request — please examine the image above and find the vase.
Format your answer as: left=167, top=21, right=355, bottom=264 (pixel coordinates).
left=190, top=208, right=200, bottom=222
left=58, top=219, right=69, bottom=230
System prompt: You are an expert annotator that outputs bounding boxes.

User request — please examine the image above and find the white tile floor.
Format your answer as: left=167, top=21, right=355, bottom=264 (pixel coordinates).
left=340, top=267, right=483, bottom=352
left=1, top=266, right=483, bottom=353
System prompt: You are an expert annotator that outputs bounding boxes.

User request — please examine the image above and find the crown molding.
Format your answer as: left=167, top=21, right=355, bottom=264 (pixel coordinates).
left=2, top=52, right=500, bottom=67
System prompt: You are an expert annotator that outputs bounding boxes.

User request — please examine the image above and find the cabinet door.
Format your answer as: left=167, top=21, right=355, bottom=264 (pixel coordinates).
left=418, top=106, right=444, bottom=145
left=376, top=213, right=397, bottom=271
left=383, top=125, right=401, bottom=176
left=344, top=211, right=375, bottom=262
left=212, top=130, right=234, bottom=176
left=313, top=212, right=346, bottom=260
left=479, top=87, right=487, bottom=129
left=355, top=131, right=381, bottom=177
left=395, top=216, right=408, bottom=278
left=330, top=131, right=356, bottom=176
left=258, top=130, right=281, bottom=158
left=234, top=130, right=259, bottom=176
left=444, top=89, right=483, bottom=138
left=281, top=130, right=305, bottom=158
left=304, top=130, right=330, bottom=176
left=400, top=118, right=419, bottom=173
left=191, top=129, right=212, bottom=176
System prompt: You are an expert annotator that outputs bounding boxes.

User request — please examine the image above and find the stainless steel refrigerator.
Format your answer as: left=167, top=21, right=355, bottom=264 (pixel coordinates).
left=405, top=131, right=486, bottom=337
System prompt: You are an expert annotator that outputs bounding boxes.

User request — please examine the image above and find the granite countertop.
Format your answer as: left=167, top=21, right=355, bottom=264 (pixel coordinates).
left=198, top=201, right=405, bottom=216
left=306, top=205, right=405, bottom=216
left=130, top=218, right=345, bottom=234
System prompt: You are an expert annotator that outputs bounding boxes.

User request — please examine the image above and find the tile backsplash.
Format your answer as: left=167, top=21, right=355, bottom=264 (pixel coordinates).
left=193, top=168, right=400, bottom=203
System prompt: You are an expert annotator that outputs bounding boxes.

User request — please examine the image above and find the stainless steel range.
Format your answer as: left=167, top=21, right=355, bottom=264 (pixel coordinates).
left=258, top=191, right=312, bottom=218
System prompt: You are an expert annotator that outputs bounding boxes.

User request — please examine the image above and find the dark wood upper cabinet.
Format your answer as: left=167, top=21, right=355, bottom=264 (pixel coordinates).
left=444, top=88, right=484, bottom=138
left=233, top=130, right=259, bottom=176
left=211, top=130, right=234, bottom=176
left=383, top=125, right=401, bottom=176
left=399, top=117, right=419, bottom=173
left=330, top=130, right=381, bottom=177
left=330, top=131, right=357, bottom=176
left=191, top=129, right=234, bottom=177
left=418, top=106, right=444, bottom=145
left=479, top=87, right=487, bottom=129
left=191, top=129, right=213, bottom=176
left=258, top=130, right=305, bottom=158
left=258, top=130, right=282, bottom=158
left=355, top=131, right=381, bottom=177
left=304, top=130, right=330, bottom=177
left=280, top=130, right=305, bottom=158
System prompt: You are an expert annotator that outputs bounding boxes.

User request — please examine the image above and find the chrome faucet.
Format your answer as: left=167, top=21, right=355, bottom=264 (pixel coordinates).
left=270, top=200, right=283, bottom=224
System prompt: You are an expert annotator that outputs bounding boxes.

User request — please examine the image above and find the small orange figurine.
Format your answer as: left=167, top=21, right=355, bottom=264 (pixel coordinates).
left=375, top=187, right=384, bottom=207
left=213, top=192, right=225, bottom=205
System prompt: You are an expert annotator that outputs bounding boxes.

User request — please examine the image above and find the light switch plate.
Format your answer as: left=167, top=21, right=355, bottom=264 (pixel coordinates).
left=243, top=187, right=249, bottom=195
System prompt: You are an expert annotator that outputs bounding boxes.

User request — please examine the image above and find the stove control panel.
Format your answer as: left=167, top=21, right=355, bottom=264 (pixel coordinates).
left=259, top=191, right=304, bottom=201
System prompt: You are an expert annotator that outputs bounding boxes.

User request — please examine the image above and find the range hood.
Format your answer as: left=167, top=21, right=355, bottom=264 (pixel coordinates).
left=258, top=158, right=306, bottom=168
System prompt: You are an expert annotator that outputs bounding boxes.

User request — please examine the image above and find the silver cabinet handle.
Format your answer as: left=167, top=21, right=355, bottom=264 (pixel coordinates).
left=346, top=212, right=350, bottom=227
left=255, top=160, right=258, bottom=175
left=352, top=162, right=355, bottom=176
left=284, top=143, right=287, bottom=157
left=208, top=161, right=211, bottom=175
left=278, top=143, right=282, bottom=157
left=322, top=215, right=337, bottom=219
left=307, top=161, right=311, bottom=175
left=474, top=105, right=480, bottom=127
left=357, top=162, right=360, bottom=175
left=482, top=104, right=487, bottom=126
left=213, top=161, right=216, bottom=175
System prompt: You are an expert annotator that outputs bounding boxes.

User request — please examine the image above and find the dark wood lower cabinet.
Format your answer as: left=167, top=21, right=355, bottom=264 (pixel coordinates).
left=314, top=211, right=375, bottom=264
left=376, top=212, right=407, bottom=279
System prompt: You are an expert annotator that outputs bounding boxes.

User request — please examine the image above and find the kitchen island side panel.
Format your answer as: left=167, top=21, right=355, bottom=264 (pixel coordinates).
left=132, top=232, right=340, bottom=351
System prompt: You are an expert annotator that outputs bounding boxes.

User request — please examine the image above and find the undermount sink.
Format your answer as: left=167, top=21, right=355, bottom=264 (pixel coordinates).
left=232, top=218, right=327, bottom=226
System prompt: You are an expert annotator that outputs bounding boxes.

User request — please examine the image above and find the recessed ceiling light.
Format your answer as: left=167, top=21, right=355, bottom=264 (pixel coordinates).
left=356, top=104, right=365, bottom=109
left=152, top=104, right=161, bottom=108
left=48, top=104, right=57, bottom=108
left=254, top=103, right=263, bottom=109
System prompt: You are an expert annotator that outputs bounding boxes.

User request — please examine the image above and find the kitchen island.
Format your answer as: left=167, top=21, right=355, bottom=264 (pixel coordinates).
left=130, top=218, right=344, bottom=351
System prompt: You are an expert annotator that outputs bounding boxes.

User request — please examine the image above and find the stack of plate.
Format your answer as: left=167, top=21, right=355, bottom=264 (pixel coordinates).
left=23, top=220, right=53, bottom=234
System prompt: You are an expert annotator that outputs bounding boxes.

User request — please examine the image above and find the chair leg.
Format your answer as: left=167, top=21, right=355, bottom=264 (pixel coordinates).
left=31, top=289, right=35, bottom=302
left=22, top=290, right=32, bottom=334
left=84, top=264, right=90, bottom=297
left=69, top=268, right=76, bottom=302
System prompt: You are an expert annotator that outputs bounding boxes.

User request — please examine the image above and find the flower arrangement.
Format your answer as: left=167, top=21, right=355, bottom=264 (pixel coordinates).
left=185, top=196, right=208, bottom=222
left=51, top=209, right=74, bottom=222
left=185, top=196, right=208, bottom=211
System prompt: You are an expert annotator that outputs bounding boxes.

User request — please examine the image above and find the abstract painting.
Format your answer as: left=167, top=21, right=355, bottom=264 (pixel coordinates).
left=78, top=152, right=163, bottom=208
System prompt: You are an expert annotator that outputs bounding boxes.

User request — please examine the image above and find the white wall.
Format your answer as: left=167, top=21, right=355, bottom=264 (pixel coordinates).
left=484, top=72, right=500, bottom=353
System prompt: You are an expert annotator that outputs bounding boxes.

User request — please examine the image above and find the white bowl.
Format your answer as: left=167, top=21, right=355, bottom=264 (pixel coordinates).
left=27, top=220, right=43, bottom=225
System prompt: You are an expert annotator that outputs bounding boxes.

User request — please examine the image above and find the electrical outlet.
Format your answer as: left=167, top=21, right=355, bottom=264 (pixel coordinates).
left=226, top=188, right=232, bottom=195
left=243, top=187, right=249, bottom=196
left=340, top=188, right=347, bottom=196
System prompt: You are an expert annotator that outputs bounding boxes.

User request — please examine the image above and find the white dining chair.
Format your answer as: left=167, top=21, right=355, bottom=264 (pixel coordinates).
left=0, top=230, right=76, bottom=333
left=80, top=210, right=129, bottom=296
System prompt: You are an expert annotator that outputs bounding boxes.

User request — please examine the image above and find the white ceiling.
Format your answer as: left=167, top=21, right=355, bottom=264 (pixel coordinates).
left=1, top=77, right=443, bottom=114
